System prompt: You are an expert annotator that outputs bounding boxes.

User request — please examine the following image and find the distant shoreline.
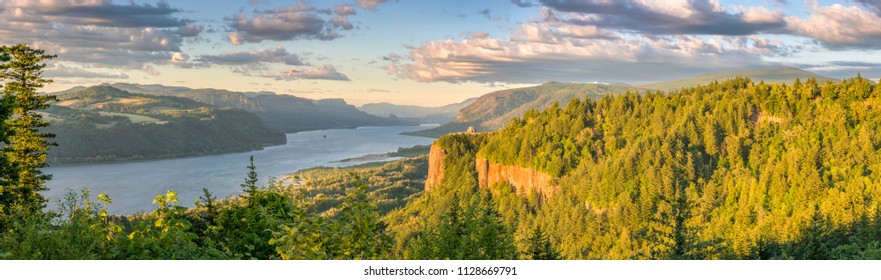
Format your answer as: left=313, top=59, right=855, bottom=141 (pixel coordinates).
left=47, top=124, right=437, bottom=167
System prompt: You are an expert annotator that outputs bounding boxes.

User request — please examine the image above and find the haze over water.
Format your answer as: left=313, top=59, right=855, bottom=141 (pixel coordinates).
left=42, top=125, right=436, bottom=215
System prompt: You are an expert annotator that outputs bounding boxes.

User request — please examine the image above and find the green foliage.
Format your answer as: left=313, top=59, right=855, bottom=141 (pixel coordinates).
left=116, top=190, right=224, bottom=259
left=0, top=44, right=56, bottom=219
left=408, top=190, right=517, bottom=260
left=242, top=155, right=258, bottom=195
left=0, top=44, right=57, bottom=230
left=410, top=82, right=631, bottom=137
left=524, top=225, right=559, bottom=260
left=395, top=76, right=881, bottom=259
left=209, top=179, right=299, bottom=259
left=271, top=176, right=392, bottom=259
left=293, top=155, right=428, bottom=215
left=0, top=189, right=115, bottom=259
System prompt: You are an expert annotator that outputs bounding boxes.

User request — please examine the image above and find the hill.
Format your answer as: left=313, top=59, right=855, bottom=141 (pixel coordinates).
left=44, top=85, right=286, bottom=164
left=406, top=82, right=635, bottom=137
left=82, top=83, right=413, bottom=133
left=640, top=68, right=837, bottom=91
left=359, top=97, right=478, bottom=124
left=250, top=94, right=412, bottom=133
left=388, top=76, right=881, bottom=259
left=406, top=68, right=836, bottom=139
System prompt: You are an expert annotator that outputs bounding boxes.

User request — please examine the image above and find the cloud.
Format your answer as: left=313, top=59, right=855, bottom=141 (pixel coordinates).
left=357, top=0, right=389, bottom=10
left=536, top=0, right=787, bottom=36
left=197, top=47, right=306, bottom=67
left=511, top=0, right=536, bottom=8
left=386, top=28, right=791, bottom=84
left=276, top=65, right=350, bottom=81
left=785, top=1, right=881, bottom=49
left=44, top=63, right=129, bottom=79
left=0, top=0, right=200, bottom=75
left=479, top=9, right=492, bottom=19
left=854, top=0, right=881, bottom=16
left=7, top=0, right=188, bottom=28
left=226, top=3, right=357, bottom=45
left=195, top=47, right=350, bottom=81
left=331, top=4, right=357, bottom=30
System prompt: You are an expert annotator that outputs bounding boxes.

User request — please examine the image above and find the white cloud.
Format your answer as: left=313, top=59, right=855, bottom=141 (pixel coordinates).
left=0, top=0, right=200, bottom=76
left=226, top=3, right=358, bottom=45
left=387, top=29, right=789, bottom=84
left=356, top=0, right=389, bottom=10
left=276, top=65, right=350, bottom=81
left=785, top=0, right=881, bottom=49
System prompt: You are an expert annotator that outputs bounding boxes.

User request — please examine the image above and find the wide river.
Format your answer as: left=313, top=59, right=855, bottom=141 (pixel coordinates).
left=41, top=125, right=437, bottom=215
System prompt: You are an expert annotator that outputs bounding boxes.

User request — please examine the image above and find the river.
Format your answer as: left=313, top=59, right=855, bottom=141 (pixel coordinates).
left=41, top=125, right=437, bottom=215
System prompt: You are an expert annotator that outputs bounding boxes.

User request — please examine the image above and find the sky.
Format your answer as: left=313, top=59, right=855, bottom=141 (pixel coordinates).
left=1, top=0, right=880, bottom=106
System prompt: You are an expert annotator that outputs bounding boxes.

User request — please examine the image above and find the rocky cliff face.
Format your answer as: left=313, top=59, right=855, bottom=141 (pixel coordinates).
left=475, top=157, right=557, bottom=197
left=426, top=143, right=557, bottom=197
left=425, top=145, right=446, bottom=191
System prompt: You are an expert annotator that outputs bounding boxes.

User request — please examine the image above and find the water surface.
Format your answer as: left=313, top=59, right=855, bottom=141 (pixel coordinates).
left=42, top=125, right=436, bottom=214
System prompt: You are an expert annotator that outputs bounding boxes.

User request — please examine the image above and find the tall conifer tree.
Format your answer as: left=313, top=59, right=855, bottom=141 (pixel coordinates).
left=0, top=44, right=57, bottom=219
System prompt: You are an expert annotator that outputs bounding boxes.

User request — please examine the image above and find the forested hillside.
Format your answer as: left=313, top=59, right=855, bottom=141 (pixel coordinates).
left=44, top=85, right=286, bottom=164
left=407, top=82, right=633, bottom=137
left=389, top=76, right=881, bottom=259
left=70, top=83, right=414, bottom=133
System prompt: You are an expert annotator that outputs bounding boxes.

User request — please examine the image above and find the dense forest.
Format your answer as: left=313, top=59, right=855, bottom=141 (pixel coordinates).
left=393, top=76, right=881, bottom=259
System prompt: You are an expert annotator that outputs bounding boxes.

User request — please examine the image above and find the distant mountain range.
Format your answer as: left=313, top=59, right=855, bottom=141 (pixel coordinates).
left=46, top=83, right=412, bottom=164
left=408, top=68, right=841, bottom=138
left=71, top=83, right=413, bottom=133
left=359, top=97, right=478, bottom=124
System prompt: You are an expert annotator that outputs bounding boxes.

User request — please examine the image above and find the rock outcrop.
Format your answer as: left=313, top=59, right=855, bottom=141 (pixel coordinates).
left=425, top=145, right=446, bottom=191
left=425, top=143, right=557, bottom=198
left=475, top=157, right=557, bottom=198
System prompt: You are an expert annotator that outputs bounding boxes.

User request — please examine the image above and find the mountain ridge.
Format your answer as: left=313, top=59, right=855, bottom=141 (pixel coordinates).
left=52, top=83, right=413, bottom=133
left=407, top=68, right=836, bottom=138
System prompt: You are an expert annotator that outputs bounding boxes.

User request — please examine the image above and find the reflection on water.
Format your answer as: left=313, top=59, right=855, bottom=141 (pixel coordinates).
left=42, top=125, right=437, bottom=214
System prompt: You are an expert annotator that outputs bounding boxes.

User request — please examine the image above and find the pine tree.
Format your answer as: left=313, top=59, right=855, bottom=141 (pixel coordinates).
left=524, top=225, right=559, bottom=260
left=242, top=155, right=258, bottom=195
left=197, top=188, right=218, bottom=223
left=0, top=44, right=57, bottom=219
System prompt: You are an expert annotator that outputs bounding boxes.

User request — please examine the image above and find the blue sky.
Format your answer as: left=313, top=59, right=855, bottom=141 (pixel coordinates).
left=2, top=0, right=880, bottom=106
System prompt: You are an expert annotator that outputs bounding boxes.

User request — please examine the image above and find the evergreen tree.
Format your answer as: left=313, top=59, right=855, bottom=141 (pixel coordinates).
left=524, top=225, right=559, bottom=260
left=197, top=188, right=218, bottom=223
left=410, top=192, right=518, bottom=260
left=241, top=155, right=258, bottom=195
left=0, top=44, right=57, bottom=222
